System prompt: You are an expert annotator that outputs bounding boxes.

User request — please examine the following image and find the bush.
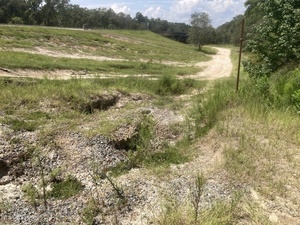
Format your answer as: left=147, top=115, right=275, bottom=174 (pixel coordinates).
left=271, top=67, right=300, bottom=111
left=155, top=74, right=186, bottom=95
left=292, top=90, right=300, bottom=113
left=11, top=17, right=24, bottom=25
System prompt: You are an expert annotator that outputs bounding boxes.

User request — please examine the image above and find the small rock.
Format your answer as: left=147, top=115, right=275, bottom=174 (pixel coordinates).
left=269, top=213, right=278, bottom=223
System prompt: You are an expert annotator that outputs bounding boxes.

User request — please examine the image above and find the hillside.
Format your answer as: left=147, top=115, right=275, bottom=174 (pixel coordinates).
left=0, top=25, right=209, bottom=79
left=0, top=26, right=300, bottom=225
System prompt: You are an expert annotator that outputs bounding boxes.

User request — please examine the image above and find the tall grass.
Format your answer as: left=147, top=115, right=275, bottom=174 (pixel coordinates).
left=191, top=78, right=237, bottom=137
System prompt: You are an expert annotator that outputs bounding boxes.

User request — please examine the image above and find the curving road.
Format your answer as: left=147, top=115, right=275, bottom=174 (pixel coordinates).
left=189, top=47, right=233, bottom=80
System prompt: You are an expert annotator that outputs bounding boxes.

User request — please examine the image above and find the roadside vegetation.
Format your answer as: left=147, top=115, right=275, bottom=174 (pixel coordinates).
left=156, top=47, right=300, bottom=225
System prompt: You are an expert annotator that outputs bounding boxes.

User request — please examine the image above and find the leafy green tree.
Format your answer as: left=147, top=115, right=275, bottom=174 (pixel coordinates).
left=188, top=12, right=213, bottom=50
left=134, top=12, right=149, bottom=29
left=42, top=0, right=57, bottom=26
left=24, top=0, right=43, bottom=25
left=245, top=0, right=300, bottom=77
left=216, top=15, right=244, bottom=45
left=0, top=0, right=28, bottom=23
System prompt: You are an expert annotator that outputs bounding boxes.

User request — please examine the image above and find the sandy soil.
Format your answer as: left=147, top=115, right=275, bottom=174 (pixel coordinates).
left=191, top=47, right=233, bottom=80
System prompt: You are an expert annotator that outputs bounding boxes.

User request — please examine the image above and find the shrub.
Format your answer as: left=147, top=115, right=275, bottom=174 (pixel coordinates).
left=292, top=90, right=300, bottom=113
left=22, top=183, right=39, bottom=207
left=155, top=74, right=185, bottom=95
left=271, top=67, right=300, bottom=111
left=11, top=17, right=24, bottom=25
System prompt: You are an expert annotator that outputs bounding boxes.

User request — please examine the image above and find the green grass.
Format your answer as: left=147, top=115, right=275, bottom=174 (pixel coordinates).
left=0, top=25, right=211, bottom=64
left=156, top=192, right=271, bottom=225
left=0, top=50, right=198, bottom=76
left=48, top=175, right=84, bottom=199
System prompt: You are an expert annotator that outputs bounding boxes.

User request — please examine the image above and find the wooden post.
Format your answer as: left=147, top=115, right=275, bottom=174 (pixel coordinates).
left=236, top=17, right=245, bottom=92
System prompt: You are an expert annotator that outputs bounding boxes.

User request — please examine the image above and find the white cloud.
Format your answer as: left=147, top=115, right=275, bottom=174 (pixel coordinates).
left=144, top=7, right=165, bottom=19
left=70, top=0, right=246, bottom=27
left=171, top=0, right=200, bottom=14
left=111, top=4, right=131, bottom=15
left=165, top=0, right=246, bottom=27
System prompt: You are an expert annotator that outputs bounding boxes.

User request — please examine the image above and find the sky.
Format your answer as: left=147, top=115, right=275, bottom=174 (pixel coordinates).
left=70, top=0, right=247, bottom=27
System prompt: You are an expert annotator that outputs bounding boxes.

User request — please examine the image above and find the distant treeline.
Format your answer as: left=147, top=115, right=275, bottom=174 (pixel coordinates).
left=0, top=0, right=255, bottom=45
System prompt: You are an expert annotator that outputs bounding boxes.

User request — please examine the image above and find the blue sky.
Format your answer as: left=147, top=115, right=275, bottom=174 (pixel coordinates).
left=70, top=0, right=246, bottom=27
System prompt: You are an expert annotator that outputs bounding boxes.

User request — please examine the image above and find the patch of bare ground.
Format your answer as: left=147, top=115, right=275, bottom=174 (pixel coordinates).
left=101, top=34, right=146, bottom=45
left=1, top=47, right=126, bottom=61
left=189, top=47, right=232, bottom=80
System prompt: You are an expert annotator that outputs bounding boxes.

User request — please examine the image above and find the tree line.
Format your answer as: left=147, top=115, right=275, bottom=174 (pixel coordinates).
left=2, top=0, right=298, bottom=71
left=0, top=0, right=190, bottom=33
left=0, top=0, right=247, bottom=45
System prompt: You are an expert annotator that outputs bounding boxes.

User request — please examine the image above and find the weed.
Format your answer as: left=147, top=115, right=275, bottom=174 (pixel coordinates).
left=49, top=167, right=63, bottom=183
left=22, top=183, right=39, bottom=209
left=81, top=198, right=101, bottom=225
left=157, top=195, right=191, bottom=225
left=292, top=89, right=300, bottom=113
left=89, top=162, right=125, bottom=202
left=190, top=173, right=206, bottom=224
left=144, top=145, right=189, bottom=168
left=0, top=194, right=11, bottom=215
left=111, top=115, right=155, bottom=175
left=2, top=117, right=38, bottom=132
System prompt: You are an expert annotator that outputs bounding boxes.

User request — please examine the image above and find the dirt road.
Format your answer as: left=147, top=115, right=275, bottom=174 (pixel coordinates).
left=0, top=47, right=232, bottom=80
left=190, top=47, right=233, bottom=80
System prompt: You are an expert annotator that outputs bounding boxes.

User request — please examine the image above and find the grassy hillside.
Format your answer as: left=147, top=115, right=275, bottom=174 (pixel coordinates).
left=0, top=25, right=211, bottom=77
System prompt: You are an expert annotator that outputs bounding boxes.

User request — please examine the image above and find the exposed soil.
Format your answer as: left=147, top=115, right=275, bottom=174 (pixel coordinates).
left=193, top=47, right=232, bottom=80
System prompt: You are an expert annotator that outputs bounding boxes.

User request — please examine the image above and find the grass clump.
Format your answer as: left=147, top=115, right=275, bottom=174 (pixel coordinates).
left=48, top=175, right=84, bottom=199
left=157, top=190, right=270, bottom=225
left=2, top=117, right=38, bottom=131
left=22, top=183, right=39, bottom=208
left=155, top=75, right=195, bottom=96
left=144, top=145, right=189, bottom=167
left=81, top=198, right=101, bottom=225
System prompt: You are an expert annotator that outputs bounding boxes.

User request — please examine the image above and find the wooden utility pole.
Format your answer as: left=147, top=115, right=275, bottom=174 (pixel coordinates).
left=236, top=17, right=245, bottom=92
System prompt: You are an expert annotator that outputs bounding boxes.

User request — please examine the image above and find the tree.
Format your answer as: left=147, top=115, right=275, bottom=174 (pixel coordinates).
left=245, top=0, right=300, bottom=77
left=216, top=15, right=244, bottom=45
left=188, top=12, right=213, bottom=50
left=24, top=0, right=43, bottom=25
left=42, top=0, right=59, bottom=26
